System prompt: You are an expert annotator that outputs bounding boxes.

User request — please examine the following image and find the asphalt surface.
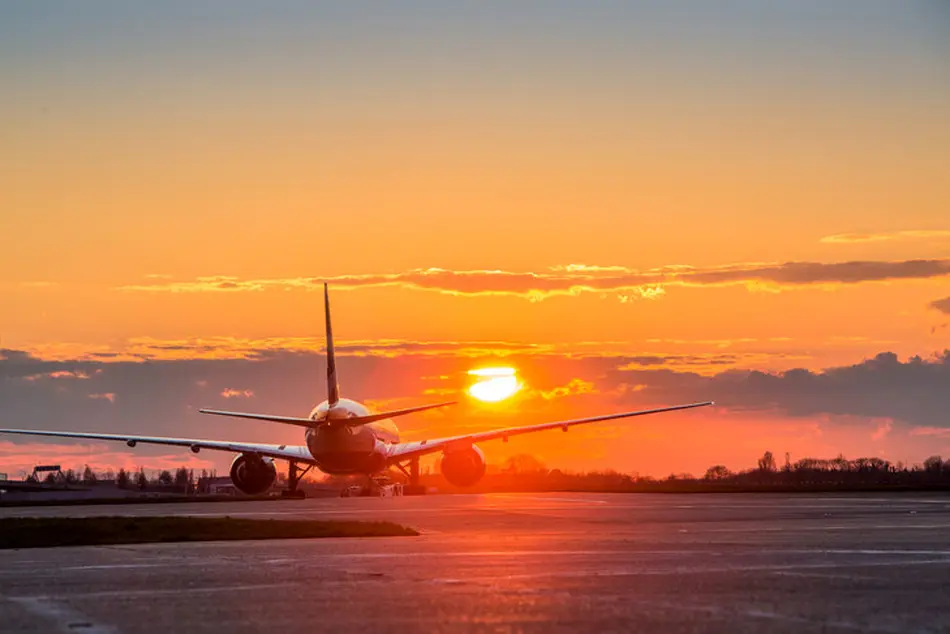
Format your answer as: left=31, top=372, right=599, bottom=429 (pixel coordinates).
left=2, top=492, right=950, bottom=633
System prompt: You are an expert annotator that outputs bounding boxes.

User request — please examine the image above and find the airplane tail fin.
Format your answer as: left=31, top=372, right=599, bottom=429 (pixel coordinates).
left=324, top=283, right=340, bottom=407
left=199, top=284, right=458, bottom=428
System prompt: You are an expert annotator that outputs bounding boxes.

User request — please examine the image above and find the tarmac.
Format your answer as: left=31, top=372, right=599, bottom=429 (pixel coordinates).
left=2, top=492, right=950, bottom=633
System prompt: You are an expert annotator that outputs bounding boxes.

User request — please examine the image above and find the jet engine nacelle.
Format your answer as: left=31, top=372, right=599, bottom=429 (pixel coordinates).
left=439, top=444, right=487, bottom=487
left=229, top=453, right=277, bottom=495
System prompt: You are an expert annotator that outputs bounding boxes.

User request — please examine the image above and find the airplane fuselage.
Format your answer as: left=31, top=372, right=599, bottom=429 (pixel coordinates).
left=305, top=398, right=398, bottom=475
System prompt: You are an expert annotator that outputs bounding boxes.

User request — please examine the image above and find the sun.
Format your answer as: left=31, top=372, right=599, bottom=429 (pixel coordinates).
left=467, top=367, right=522, bottom=403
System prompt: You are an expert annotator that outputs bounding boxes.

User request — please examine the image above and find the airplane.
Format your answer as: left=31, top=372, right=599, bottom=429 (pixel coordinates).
left=0, top=284, right=713, bottom=497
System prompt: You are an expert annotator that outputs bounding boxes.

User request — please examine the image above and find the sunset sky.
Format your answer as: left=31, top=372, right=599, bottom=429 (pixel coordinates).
left=2, top=2, right=949, bottom=479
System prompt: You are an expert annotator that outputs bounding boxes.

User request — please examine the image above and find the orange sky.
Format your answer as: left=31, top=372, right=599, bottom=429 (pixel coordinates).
left=1, top=3, right=949, bottom=478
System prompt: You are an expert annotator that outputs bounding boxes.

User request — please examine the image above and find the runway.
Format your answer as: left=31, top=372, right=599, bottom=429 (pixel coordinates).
left=2, top=492, right=950, bottom=633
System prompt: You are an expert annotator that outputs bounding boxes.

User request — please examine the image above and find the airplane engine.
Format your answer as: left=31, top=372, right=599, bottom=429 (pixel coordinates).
left=229, top=453, right=277, bottom=495
left=439, top=445, right=487, bottom=487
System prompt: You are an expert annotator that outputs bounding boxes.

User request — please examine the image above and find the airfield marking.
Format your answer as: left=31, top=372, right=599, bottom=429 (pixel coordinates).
left=416, top=558, right=950, bottom=586
left=702, top=523, right=950, bottom=533
left=485, top=494, right=609, bottom=504
left=8, top=596, right=119, bottom=634
left=4, top=546, right=949, bottom=577
left=628, top=600, right=933, bottom=634
left=771, top=570, right=879, bottom=581
left=11, top=583, right=301, bottom=601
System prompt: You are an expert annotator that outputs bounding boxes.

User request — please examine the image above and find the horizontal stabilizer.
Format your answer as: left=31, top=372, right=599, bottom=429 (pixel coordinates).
left=198, top=410, right=317, bottom=428
left=199, top=401, right=456, bottom=429
left=341, top=401, right=456, bottom=427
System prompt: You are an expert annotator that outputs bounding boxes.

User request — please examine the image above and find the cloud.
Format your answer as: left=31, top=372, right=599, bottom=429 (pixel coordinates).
left=4, top=338, right=560, bottom=362
left=2, top=346, right=950, bottom=475
left=618, top=354, right=743, bottom=369
left=536, top=378, right=597, bottom=400
left=5, top=338, right=802, bottom=372
left=51, top=370, right=91, bottom=379
left=220, top=388, right=254, bottom=399
left=871, top=420, right=892, bottom=441
left=22, top=370, right=92, bottom=381
left=931, top=296, right=950, bottom=315
left=548, top=264, right=631, bottom=273
left=116, top=259, right=950, bottom=301
left=112, top=258, right=950, bottom=301
left=5, top=346, right=947, bottom=432
left=612, top=351, right=950, bottom=430
left=820, top=230, right=950, bottom=244
left=88, top=392, right=116, bottom=403
left=910, top=427, right=950, bottom=438
left=19, top=281, right=59, bottom=288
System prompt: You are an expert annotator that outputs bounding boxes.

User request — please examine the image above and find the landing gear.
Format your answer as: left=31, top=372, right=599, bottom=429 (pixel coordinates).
left=281, top=460, right=312, bottom=499
left=396, top=457, right=426, bottom=496
left=340, top=475, right=395, bottom=497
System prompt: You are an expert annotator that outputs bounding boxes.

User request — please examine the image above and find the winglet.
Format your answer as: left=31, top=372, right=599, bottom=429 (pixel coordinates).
left=325, top=283, right=340, bottom=407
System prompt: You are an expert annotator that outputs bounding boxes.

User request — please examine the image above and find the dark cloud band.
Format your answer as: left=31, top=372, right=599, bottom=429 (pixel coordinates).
left=113, top=258, right=950, bottom=300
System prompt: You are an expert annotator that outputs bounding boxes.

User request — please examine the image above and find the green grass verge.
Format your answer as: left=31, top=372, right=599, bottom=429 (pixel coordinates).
left=0, top=516, right=418, bottom=549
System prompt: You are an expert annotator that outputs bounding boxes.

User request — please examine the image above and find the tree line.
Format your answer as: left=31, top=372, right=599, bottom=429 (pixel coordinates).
left=26, top=466, right=220, bottom=492
left=698, top=450, right=950, bottom=488
left=416, top=452, right=950, bottom=493
left=22, top=451, right=950, bottom=494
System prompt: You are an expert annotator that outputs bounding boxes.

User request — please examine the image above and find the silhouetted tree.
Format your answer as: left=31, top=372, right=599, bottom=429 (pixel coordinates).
left=757, top=451, right=777, bottom=473
left=502, top=454, right=546, bottom=474
left=924, top=455, right=943, bottom=473
left=157, top=470, right=173, bottom=485
left=82, top=465, right=97, bottom=484
left=136, top=468, right=147, bottom=490
left=174, top=467, right=192, bottom=492
left=116, top=468, right=130, bottom=489
left=704, top=465, right=732, bottom=480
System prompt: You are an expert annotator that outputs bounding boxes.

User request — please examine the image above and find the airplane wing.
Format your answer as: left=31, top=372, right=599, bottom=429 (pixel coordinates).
left=386, top=401, right=713, bottom=464
left=0, top=428, right=316, bottom=464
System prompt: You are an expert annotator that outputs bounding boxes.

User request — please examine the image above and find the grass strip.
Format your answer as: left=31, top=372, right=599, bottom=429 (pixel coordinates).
left=0, top=516, right=418, bottom=549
